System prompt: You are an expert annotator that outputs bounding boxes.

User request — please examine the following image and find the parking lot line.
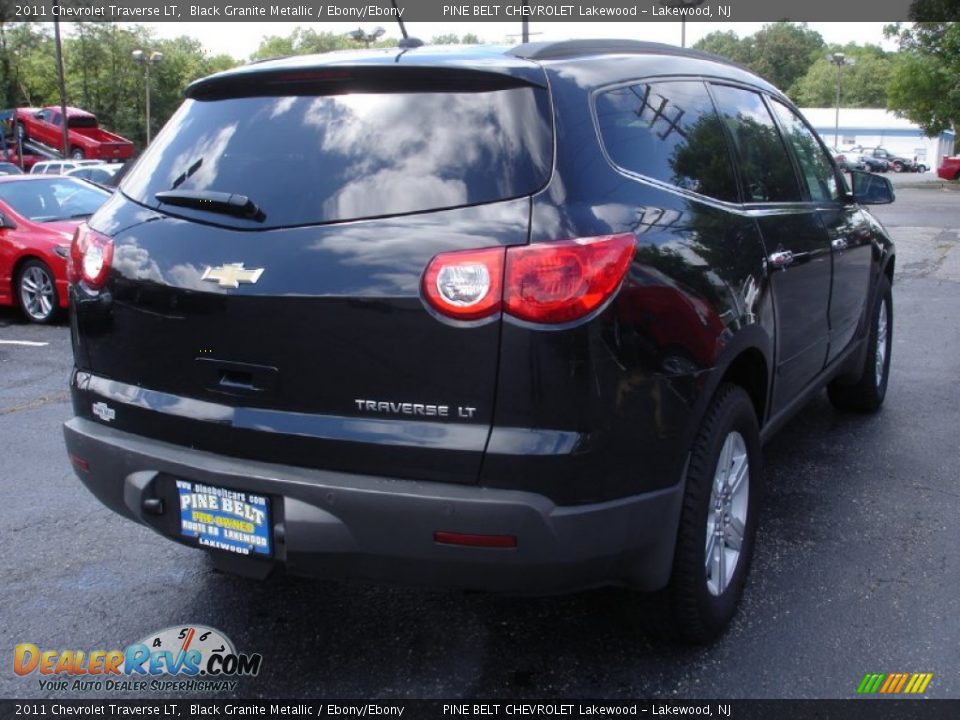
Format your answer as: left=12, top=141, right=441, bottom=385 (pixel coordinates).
left=0, top=339, right=49, bottom=346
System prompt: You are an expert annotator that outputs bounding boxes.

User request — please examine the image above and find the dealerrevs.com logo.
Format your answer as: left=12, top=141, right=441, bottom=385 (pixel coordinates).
left=14, top=625, right=262, bottom=693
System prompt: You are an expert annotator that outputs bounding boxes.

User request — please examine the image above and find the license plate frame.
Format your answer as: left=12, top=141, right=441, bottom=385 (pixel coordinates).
left=176, top=480, right=272, bottom=557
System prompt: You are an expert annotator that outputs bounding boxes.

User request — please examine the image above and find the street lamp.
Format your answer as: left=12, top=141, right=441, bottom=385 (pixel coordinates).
left=132, top=49, right=163, bottom=145
left=347, top=26, right=385, bottom=48
left=828, top=52, right=855, bottom=148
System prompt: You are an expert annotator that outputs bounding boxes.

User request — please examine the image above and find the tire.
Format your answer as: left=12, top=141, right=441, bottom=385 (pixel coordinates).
left=17, top=259, right=60, bottom=324
left=828, top=275, right=892, bottom=412
left=666, top=383, right=762, bottom=643
left=70, top=147, right=85, bottom=160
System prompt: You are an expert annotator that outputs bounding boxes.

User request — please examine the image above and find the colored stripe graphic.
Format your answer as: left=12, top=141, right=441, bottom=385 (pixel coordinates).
left=857, top=673, right=932, bottom=694
left=857, top=674, right=885, bottom=694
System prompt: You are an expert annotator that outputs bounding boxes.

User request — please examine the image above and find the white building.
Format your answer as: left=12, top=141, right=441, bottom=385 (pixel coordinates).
left=801, top=107, right=956, bottom=168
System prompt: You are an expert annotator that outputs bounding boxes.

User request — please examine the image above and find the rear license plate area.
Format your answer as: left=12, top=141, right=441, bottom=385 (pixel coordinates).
left=176, top=480, right=271, bottom=557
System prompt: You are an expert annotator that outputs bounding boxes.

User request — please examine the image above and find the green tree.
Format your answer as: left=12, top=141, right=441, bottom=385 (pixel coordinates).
left=430, top=33, right=483, bottom=45
left=695, top=22, right=825, bottom=93
left=747, top=23, right=825, bottom=94
left=694, top=30, right=749, bottom=65
left=251, top=28, right=396, bottom=61
left=791, top=45, right=894, bottom=108
left=886, top=20, right=960, bottom=134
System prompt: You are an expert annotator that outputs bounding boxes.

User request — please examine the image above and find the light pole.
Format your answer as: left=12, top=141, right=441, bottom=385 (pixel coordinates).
left=828, top=52, right=855, bottom=148
left=132, top=49, right=163, bottom=146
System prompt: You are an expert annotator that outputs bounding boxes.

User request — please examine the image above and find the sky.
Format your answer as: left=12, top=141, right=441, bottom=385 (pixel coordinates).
left=134, top=21, right=898, bottom=60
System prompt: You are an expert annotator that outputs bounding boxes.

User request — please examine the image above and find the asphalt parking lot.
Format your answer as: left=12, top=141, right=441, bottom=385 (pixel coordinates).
left=2, top=183, right=958, bottom=700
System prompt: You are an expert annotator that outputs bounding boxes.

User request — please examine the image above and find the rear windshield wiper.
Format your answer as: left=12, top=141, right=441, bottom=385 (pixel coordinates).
left=154, top=190, right=265, bottom=221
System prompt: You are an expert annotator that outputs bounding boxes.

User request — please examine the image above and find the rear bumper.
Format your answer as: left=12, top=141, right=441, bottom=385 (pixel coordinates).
left=64, top=417, right=684, bottom=593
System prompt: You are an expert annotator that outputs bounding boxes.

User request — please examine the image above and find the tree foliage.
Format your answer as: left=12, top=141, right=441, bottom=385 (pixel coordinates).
left=694, top=22, right=825, bottom=94
left=250, top=28, right=396, bottom=60
left=790, top=45, right=894, bottom=108
left=886, top=20, right=960, bottom=134
left=429, top=33, right=483, bottom=45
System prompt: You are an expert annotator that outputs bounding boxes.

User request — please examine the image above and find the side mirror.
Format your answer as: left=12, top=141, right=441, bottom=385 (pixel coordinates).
left=0, top=212, right=15, bottom=229
left=849, top=170, right=895, bottom=205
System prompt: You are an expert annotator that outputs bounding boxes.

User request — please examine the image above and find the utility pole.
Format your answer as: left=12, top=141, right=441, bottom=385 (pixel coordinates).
left=52, top=5, right=70, bottom=158
left=132, top=50, right=163, bottom=146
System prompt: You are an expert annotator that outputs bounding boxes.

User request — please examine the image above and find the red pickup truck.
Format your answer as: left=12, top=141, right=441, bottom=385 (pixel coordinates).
left=937, top=156, right=960, bottom=181
left=15, top=106, right=134, bottom=161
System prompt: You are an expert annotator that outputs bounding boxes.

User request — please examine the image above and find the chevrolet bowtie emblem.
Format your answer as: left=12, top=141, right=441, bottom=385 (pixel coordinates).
left=201, top=263, right=265, bottom=289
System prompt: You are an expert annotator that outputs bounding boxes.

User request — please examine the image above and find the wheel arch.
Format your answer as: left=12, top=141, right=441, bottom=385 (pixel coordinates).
left=11, top=252, right=57, bottom=306
left=675, top=326, right=773, bottom=481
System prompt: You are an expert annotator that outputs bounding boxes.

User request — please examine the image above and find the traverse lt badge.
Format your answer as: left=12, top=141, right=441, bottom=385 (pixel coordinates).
left=201, top=263, right=264, bottom=289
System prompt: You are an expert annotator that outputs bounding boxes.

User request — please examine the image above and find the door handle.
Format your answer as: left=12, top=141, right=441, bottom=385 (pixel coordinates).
left=832, top=237, right=849, bottom=251
left=768, top=250, right=794, bottom=269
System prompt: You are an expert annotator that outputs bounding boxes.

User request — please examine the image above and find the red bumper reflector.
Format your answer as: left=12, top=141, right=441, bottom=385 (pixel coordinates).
left=434, top=531, right=517, bottom=549
left=69, top=454, right=89, bottom=472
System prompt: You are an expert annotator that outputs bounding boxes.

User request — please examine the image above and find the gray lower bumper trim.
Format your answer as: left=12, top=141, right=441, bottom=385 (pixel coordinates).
left=64, top=417, right=683, bottom=593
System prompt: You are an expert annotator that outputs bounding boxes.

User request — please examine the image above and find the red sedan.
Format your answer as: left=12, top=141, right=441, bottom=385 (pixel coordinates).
left=0, top=175, right=109, bottom=323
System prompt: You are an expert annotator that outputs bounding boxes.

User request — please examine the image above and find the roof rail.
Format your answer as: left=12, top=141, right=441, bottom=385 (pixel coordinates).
left=507, top=39, right=744, bottom=71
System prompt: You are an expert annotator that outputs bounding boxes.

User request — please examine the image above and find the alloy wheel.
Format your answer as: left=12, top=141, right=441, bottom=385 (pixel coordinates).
left=705, top=430, right=749, bottom=596
left=20, top=264, right=55, bottom=322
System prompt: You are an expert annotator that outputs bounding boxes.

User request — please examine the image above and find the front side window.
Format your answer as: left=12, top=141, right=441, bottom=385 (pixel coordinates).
left=595, top=80, right=738, bottom=202
left=710, top=84, right=802, bottom=203
left=770, top=100, right=841, bottom=202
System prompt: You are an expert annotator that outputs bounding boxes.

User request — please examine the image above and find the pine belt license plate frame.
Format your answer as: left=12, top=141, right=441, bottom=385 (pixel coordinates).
left=176, top=479, right=272, bottom=557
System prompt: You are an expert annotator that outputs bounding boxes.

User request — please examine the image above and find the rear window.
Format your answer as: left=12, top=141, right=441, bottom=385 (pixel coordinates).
left=122, top=85, right=553, bottom=228
left=67, top=116, right=98, bottom=129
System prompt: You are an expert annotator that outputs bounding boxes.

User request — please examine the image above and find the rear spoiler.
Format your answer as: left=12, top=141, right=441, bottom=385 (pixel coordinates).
left=188, top=64, right=546, bottom=100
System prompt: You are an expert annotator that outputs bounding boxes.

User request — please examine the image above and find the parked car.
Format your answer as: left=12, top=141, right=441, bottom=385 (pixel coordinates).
left=828, top=146, right=863, bottom=171
left=849, top=145, right=917, bottom=173
left=64, top=40, right=896, bottom=643
left=856, top=154, right=889, bottom=173
left=15, top=106, right=134, bottom=161
left=0, top=161, right=23, bottom=175
left=30, top=159, right=105, bottom=176
left=0, top=175, right=110, bottom=322
left=936, top=155, right=960, bottom=180
left=1, top=148, right=41, bottom=172
left=66, top=162, right=125, bottom=187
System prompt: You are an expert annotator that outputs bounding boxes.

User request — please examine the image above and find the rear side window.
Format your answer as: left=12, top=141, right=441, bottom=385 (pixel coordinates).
left=710, top=85, right=802, bottom=203
left=595, top=80, right=738, bottom=202
left=122, top=84, right=553, bottom=228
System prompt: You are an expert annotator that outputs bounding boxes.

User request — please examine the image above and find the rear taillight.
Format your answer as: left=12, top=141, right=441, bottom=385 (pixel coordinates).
left=69, top=224, right=113, bottom=290
left=504, top=234, right=636, bottom=324
left=421, top=233, right=636, bottom=326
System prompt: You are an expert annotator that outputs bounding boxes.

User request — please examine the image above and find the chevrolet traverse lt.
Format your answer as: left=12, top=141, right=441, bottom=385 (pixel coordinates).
left=64, top=41, right=896, bottom=642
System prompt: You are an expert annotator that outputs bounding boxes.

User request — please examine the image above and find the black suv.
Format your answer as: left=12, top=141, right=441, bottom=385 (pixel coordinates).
left=64, top=41, right=895, bottom=642
left=851, top=145, right=918, bottom=173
